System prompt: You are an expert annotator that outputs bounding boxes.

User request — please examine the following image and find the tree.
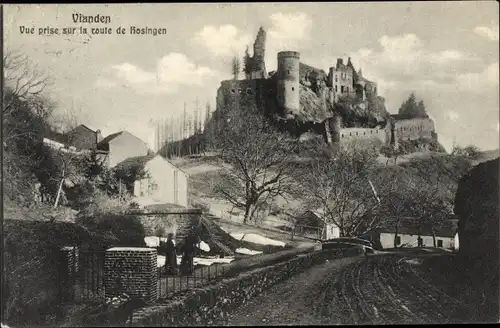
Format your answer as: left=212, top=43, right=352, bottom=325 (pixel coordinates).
left=49, top=109, right=84, bottom=209
left=212, top=108, right=300, bottom=224
left=3, top=50, right=52, bottom=116
left=231, top=56, right=241, bottom=80
left=243, top=46, right=253, bottom=78
left=204, top=102, right=212, bottom=151
left=297, top=140, right=392, bottom=237
left=3, top=50, right=57, bottom=206
left=388, top=154, right=472, bottom=247
left=398, top=92, right=427, bottom=118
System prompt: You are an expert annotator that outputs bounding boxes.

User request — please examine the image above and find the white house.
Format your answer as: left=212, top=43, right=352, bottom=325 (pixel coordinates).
left=377, top=219, right=459, bottom=250
left=97, top=131, right=150, bottom=168
left=115, top=154, right=189, bottom=207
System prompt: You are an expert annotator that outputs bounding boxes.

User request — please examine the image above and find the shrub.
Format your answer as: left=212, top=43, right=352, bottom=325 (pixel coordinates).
left=3, top=220, right=97, bottom=327
left=76, top=213, right=146, bottom=249
left=73, top=190, right=146, bottom=248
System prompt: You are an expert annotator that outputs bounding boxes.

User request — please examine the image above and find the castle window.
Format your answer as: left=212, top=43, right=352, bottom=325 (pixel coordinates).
left=341, top=86, right=344, bottom=93
left=346, top=87, right=349, bottom=93
left=238, top=88, right=242, bottom=94
left=349, top=132, right=352, bottom=136
left=292, top=87, right=295, bottom=91
left=356, top=132, right=358, bottom=136
left=288, top=70, right=290, bottom=75
left=341, top=133, right=344, bottom=138
left=231, top=89, right=236, bottom=94
left=335, top=76, right=338, bottom=82
left=246, top=88, right=252, bottom=95
left=335, top=86, right=338, bottom=92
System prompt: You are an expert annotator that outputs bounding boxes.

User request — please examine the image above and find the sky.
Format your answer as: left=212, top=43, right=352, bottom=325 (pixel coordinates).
left=4, top=2, right=499, bottom=152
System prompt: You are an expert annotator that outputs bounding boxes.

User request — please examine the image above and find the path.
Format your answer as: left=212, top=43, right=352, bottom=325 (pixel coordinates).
left=221, top=251, right=474, bottom=325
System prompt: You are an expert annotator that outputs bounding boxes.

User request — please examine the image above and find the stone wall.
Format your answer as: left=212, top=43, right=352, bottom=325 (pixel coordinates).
left=216, top=79, right=268, bottom=114
left=138, top=212, right=201, bottom=242
left=393, top=117, right=435, bottom=141
left=130, top=248, right=362, bottom=326
left=340, top=126, right=387, bottom=145
left=104, top=247, right=158, bottom=303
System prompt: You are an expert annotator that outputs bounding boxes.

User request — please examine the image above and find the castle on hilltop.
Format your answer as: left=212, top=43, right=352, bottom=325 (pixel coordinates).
left=215, top=27, right=438, bottom=151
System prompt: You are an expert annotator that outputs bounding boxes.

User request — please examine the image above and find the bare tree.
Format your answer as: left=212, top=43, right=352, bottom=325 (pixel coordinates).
left=212, top=108, right=300, bottom=224
left=3, top=50, right=58, bottom=207
left=401, top=153, right=471, bottom=246
left=3, top=50, right=52, bottom=116
left=50, top=109, right=83, bottom=208
left=297, top=140, right=392, bottom=237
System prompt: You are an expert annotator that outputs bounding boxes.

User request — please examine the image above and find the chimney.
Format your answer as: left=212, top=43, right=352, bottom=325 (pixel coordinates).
left=96, top=129, right=103, bottom=144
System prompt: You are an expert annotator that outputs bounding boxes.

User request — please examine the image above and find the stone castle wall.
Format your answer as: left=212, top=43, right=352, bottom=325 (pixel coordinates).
left=339, top=126, right=387, bottom=145
left=394, top=117, right=435, bottom=141
left=216, top=79, right=270, bottom=114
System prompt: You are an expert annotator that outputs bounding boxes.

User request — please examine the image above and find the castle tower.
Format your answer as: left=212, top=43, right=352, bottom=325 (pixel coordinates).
left=277, top=51, right=300, bottom=117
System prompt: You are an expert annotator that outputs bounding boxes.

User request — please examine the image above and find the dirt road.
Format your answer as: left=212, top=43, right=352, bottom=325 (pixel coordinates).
left=222, top=251, right=474, bottom=325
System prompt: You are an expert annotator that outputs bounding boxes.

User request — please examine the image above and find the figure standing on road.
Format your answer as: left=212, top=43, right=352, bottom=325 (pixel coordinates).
left=180, top=230, right=200, bottom=275
left=164, top=233, right=177, bottom=275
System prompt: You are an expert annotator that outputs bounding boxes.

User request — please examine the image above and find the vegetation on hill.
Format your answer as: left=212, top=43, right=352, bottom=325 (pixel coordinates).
left=397, top=136, right=445, bottom=154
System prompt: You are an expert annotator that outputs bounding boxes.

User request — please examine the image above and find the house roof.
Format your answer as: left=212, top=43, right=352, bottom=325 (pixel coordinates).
left=68, top=124, right=99, bottom=134
left=114, top=154, right=156, bottom=173
left=114, top=154, right=188, bottom=177
left=45, top=131, right=68, bottom=145
left=296, top=210, right=339, bottom=228
left=378, top=218, right=458, bottom=238
left=97, top=131, right=124, bottom=150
